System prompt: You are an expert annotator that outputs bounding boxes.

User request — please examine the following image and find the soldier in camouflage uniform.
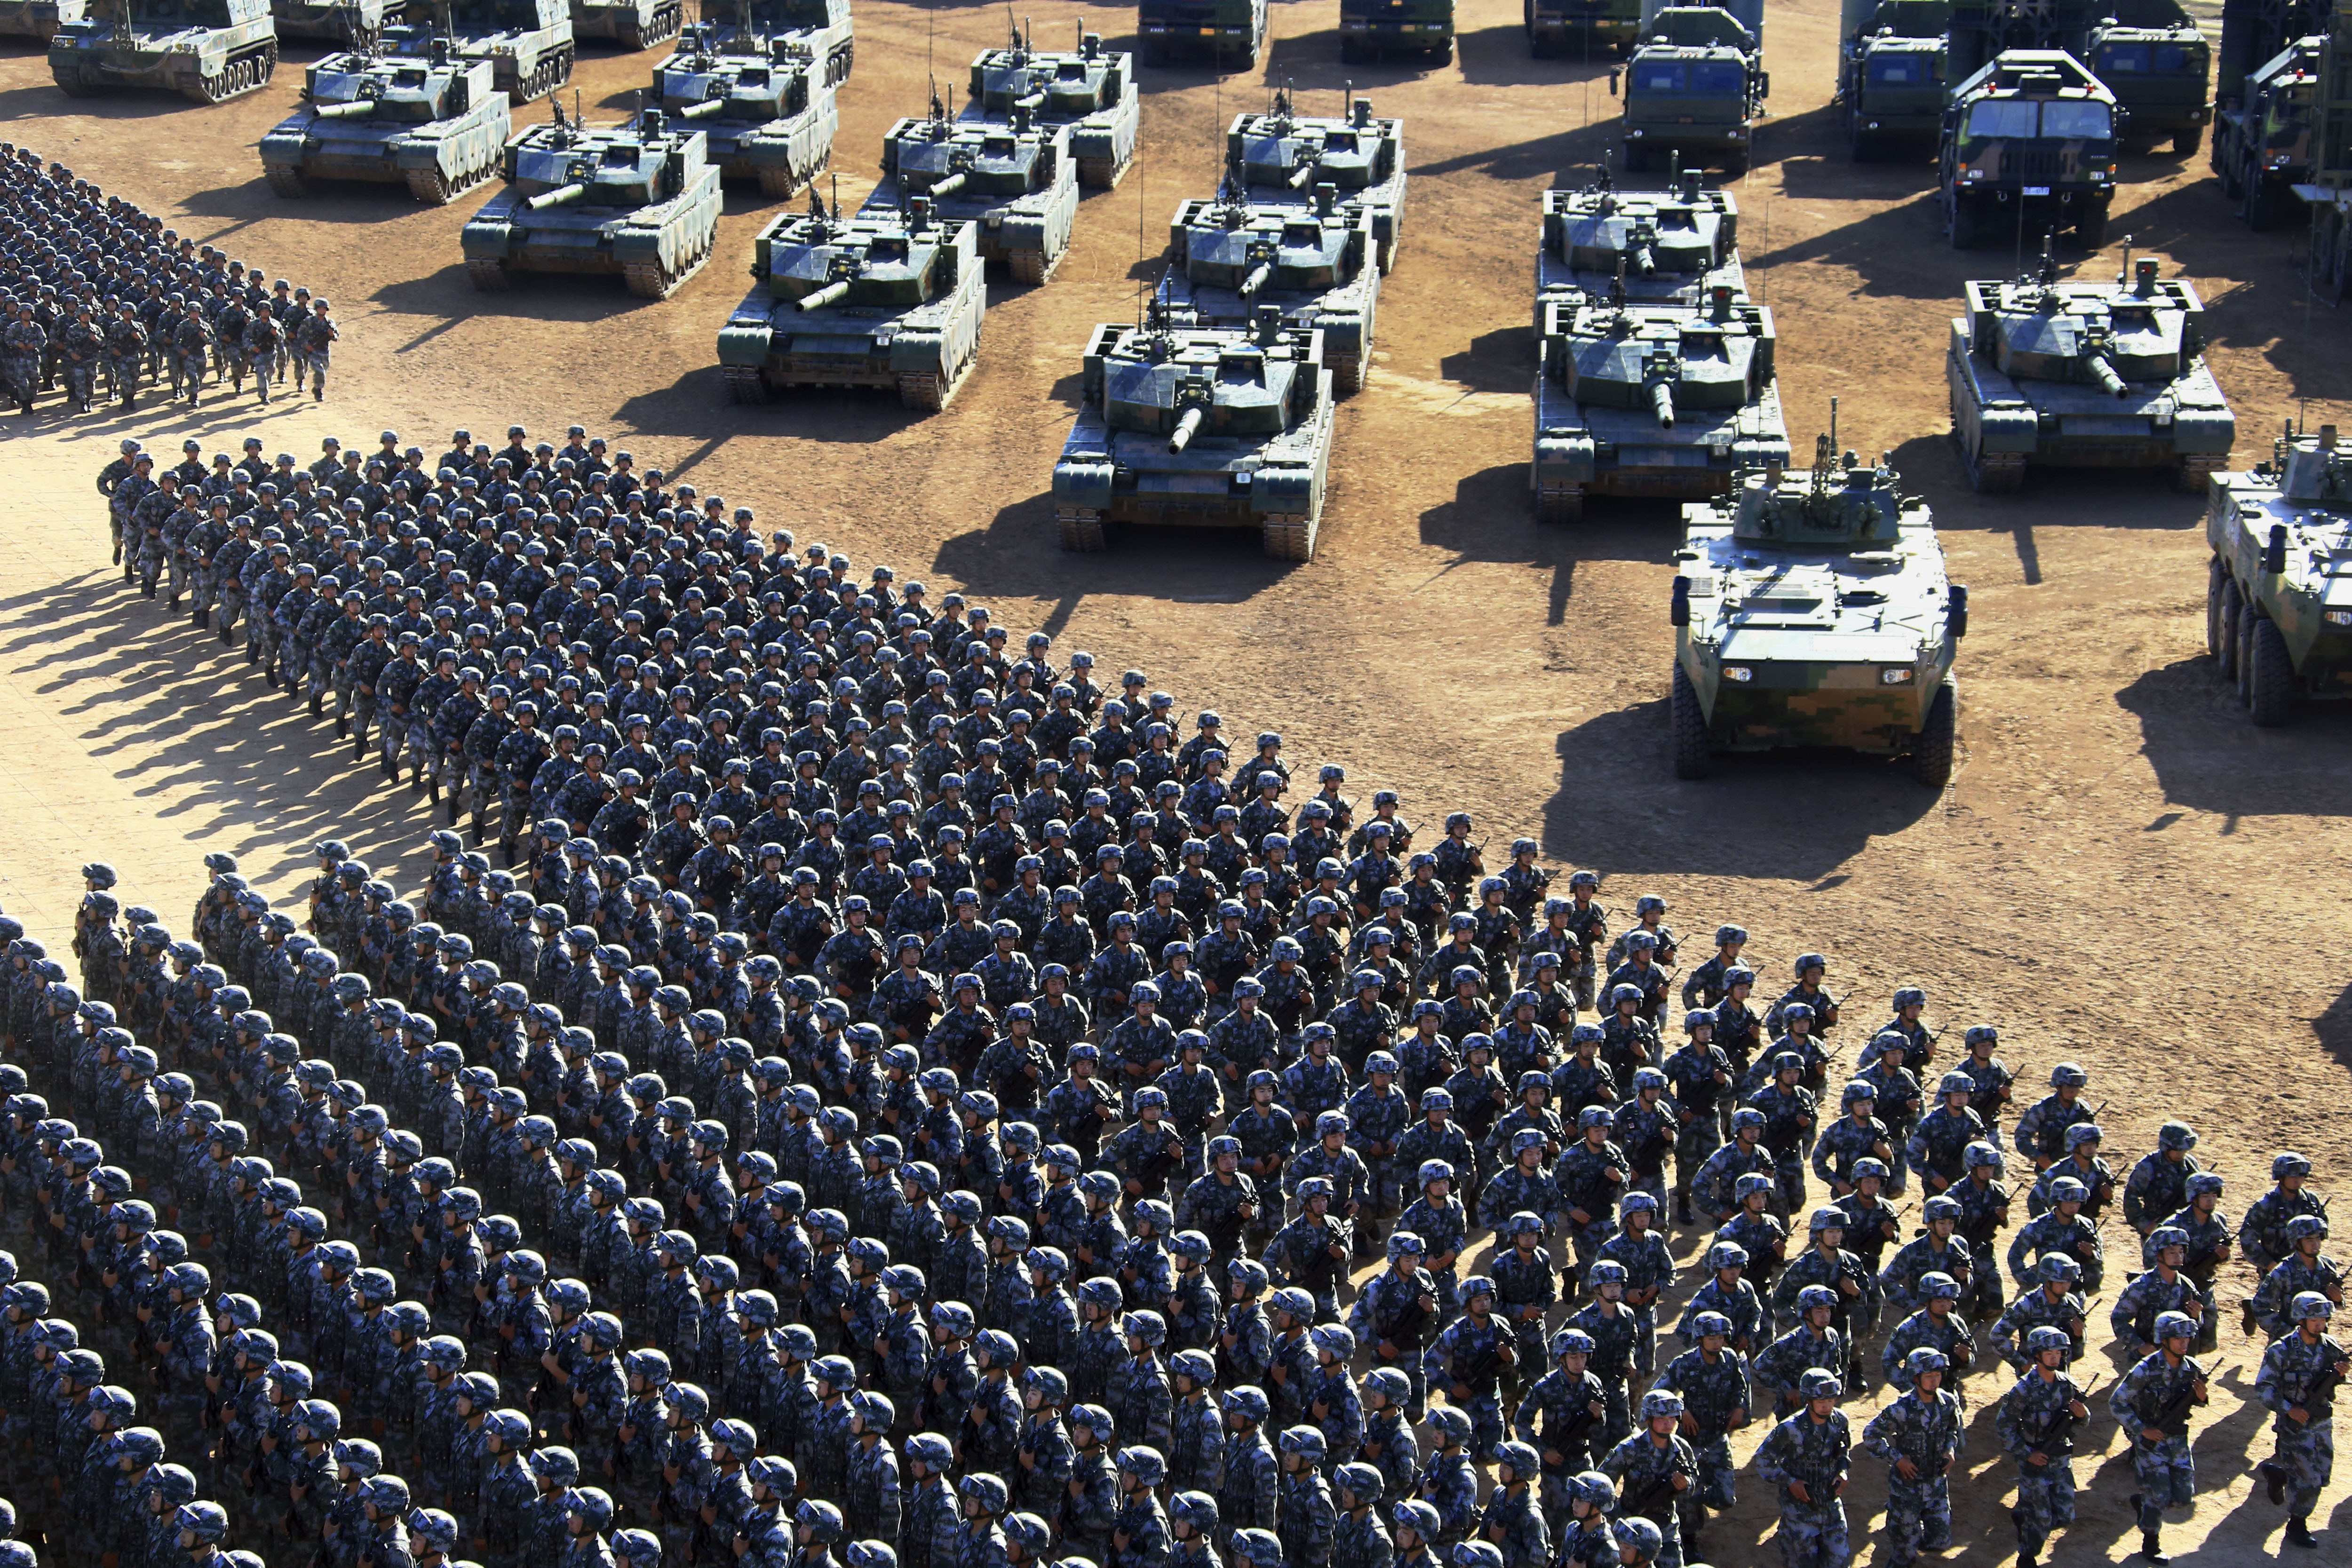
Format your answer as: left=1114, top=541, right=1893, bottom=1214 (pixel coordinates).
left=1217, top=1387, right=1280, bottom=1533
left=1349, top=1233, right=1440, bottom=1421
left=1276, top=1426, right=1335, bottom=1568
left=1650, top=1313, right=1748, bottom=1538
left=1878, top=1273, right=1975, bottom=1397
left=1661, top=1012, right=1730, bottom=1225
left=1513, top=1328, right=1607, bottom=1538
left=1423, top=1277, right=1511, bottom=1457
left=2005, top=1177, right=2102, bottom=1295
left=1598, top=1390, right=1696, bottom=1568
left=2108, top=1311, right=2205, bottom=1564
left=1752, top=1367, right=1852, bottom=1568
left=1988, top=1255, right=2088, bottom=1372
left=2122, top=1123, right=2202, bottom=1238
left=2242, top=1154, right=2327, bottom=1275
left=2110, top=1226, right=2210, bottom=1357
left=2250, top=1215, right=2345, bottom=1343
left=1994, top=1327, right=2089, bottom=1568
left=2255, top=1292, right=2348, bottom=1550
left=1753, top=1287, right=1844, bottom=1421
left=1859, top=1348, right=1963, bottom=1568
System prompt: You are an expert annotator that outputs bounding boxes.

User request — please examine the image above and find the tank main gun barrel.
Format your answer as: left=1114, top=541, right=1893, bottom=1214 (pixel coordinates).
left=680, top=96, right=726, bottom=118
left=1168, top=405, right=1205, bottom=454
left=929, top=171, right=969, bottom=198
left=1015, top=88, right=1046, bottom=112
left=798, top=277, right=853, bottom=310
left=1239, top=261, right=1272, bottom=299
left=525, top=181, right=588, bottom=210
left=2086, top=353, right=2127, bottom=398
left=1629, top=241, right=1657, bottom=276
left=1650, top=380, right=1676, bottom=428
left=1286, top=160, right=1316, bottom=189
left=315, top=98, right=377, bottom=119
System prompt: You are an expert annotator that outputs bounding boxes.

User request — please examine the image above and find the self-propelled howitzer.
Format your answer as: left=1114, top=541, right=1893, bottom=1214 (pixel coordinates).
left=48, top=0, right=277, bottom=102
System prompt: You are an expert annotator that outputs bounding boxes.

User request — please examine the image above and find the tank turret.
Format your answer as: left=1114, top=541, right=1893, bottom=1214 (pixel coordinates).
left=1226, top=89, right=1407, bottom=271
left=650, top=9, right=835, bottom=196
left=260, top=35, right=512, bottom=201
left=389, top=0, right=574, bottom=103
left=869, top=91, right=1077, bottom=285
left=1538, top=163, right=1741, bottom=313
left=965, top=21, right=1137, bottom=187
left=1159, top=168, right=1381, bottom=395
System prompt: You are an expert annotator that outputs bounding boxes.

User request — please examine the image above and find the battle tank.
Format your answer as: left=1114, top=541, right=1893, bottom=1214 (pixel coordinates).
left=402, top=0, right=573, bottom=103
left=48, top=0, right=277, bottom=102
left=1538, top=165, right=1742, bottom=312
left=0, top=0, right=83, bottom=44
left=869, top=92, right=1078, bottom=285
left=715, top=189, right=986, bottom=411
left=1946, top=243, right=2235, bottom=493
left=461, top=100, right=723, bottom=298
left=271, top=0, right=380, bottom=48
left=1533, top=262, right=1786, bottom=524
left=1228, top=89, right=1406, bottom=272
left=1159, top=173, right=1380, bottom=395
left=1669, top=424, right=1966, bottom=785
left=692, top=0, right=850, bottom=86
left=261, top=36, right=513, bottom=203
left=649, top=9, right=835, bottom=197
left=966, top=22, right=1139, bottom=189
left=1053, top=302, right=1337, bottom=561
left=570, top=0, right=681, bottom=51
left=2207, top=423, right=2352, bottom=724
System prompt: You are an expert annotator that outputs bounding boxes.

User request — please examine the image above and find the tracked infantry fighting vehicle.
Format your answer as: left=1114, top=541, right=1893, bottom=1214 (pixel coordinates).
left=1136, top=0, right=1265, bottom=68
left=48, top=0, right=277, bottom=102
left=462, top=100, right=723, bottom=297
left=966, top=22, right=1138, bottom=189
left=1228, top=90, right=1406, bottom=272
left=1339, top=0, right=1452, bottom=63
left=0, top=0, right=83, bottom=44
left=1053, top=302, right=1337, bottom=561
left=1938, top=49, right=2120, bottom=247
left=2215, top=33, right=2319, bottom=227
left=1538, top=165, right=1741, bottom=311
left=271, top=0, right=379, bottom=47
left=571, top=0, right=681, bottom=51
left=869, top=91, right=1077, bottom=285
left=716, top=189, right=985, bottom=411
left=1159, top=173, right=1381, bottom=394
left=1610, top=0, right=1769, bottom=173
left=650, top=9, right=835, bottom=196
left=1532, top=264, right=1786, bottom=524
left=1947, top=244, right=2234, bottom=493
left=403, top=0, right=573, bottom=102
left=261, top=36, right=512, bottom=202
left=1669, top=426, right=1966, bottom=785
left=1837, top=0, right=1949, bottom=159
left=2209, top=424, right=2352, bottom=724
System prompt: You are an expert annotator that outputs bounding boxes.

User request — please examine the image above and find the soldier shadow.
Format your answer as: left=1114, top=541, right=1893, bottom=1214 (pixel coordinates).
left=2114, top=656, right=2352, bottom=825
left=1409, top=119, right=1615, bottom=183
left=1437, top=325, right=1533, bottom=398
left=1415, top=463, right=1663, bottom=627
left=1455, top=25, right=1619, bottom=88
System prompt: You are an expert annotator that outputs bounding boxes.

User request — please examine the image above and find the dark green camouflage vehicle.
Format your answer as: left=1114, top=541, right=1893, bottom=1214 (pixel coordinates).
left=966, top=23, right=1139, bottom=189
left=871, top=95, right=1078, bottom=285
left=1837, top=0, right=1949, bottom=159
left=2207, top=424, right=2352, bottom=725
left=1160, top=175, right=1381, bottom=394
left=260, top=37, right=513, bottom=202
left=1670, top=428, right=1966, bottom=784
left=570, top=0, right=681, bottom=52
left=649, top=11, right=836, bottom=197
left=271, top=0, right=381, bottom=47
left=1611, top=0, right=1768, bottom=174
left=48, top=0, right=278, bottom=102
left=0, top=0, right=82, bottom=44
left=417, top=0, right=574, bottom=102
left=1227, top=91, right=1406, bottom=272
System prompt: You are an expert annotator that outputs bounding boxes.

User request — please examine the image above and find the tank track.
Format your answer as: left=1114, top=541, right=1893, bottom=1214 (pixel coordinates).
left=1261, top=511, right=1318, bottom=561
left=620, top=225, right=713, bottom=300
left=1075, top=149, right=1131, bottom=190
left=2175, top=454, right=2225, bottom=495
left=1535, top=482, right=1584, bottom=524
left=508, top=44, right=573, bottom=103
left=619, top=0, right=681, bottom=49
left=1057, top=506, right=1105, bottom=552
left=722, top=365, right=768, bottom=404
left=466, top=257, right=512, bottom=291
left=263, top=162, right=309, bottom=198
left=405, top=143, right=497, bottom=206
left=755, top=157, right=821, bottom=199
left=1006, top=245, right=1062, bottom=287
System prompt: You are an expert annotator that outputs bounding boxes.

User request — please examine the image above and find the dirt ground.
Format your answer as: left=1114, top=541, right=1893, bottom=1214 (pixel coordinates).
left=4, top=0, right=2352, bottom=1559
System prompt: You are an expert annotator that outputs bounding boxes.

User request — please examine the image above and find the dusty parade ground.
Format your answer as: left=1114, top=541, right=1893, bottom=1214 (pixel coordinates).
left=4, top=0, right=2352, bottom=1557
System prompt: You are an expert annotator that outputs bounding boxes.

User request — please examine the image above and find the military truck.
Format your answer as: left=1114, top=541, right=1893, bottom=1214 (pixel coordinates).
left=462, top=100, right=723, bottom=297
left=1668, top=428, right=1966, bottom=785
left=2214, top=33, right=2320, bottom=226
left=1937, top=49, right=2121, bottom=247
left=2216, top=0, right=2325, bottom=106
left=1527, top=0, right=1641, bottom=58
left=402, top=0, right=573, bottom=102
left=1135, top=0, right=1265, bottom=70
left=1159, top=175, right=1381, bottom=394
left=1609, top=0, right=1769, bottom=174
left=261, top=35, right=512, bottom=202
left=2085, top=0, right=2210, bottom=154
left=0, top=0, right=82, bottom=43
left=650, top=13, right=835, bottom=197
left=1533, top=269, right=1787, bottom=524
left=2207, top=424, right=2352, bottom=724
left=571, top=0, right=680, bottom=52
left=1053, top=302, right=1337, bottom=560
left=48, top=0, right=277, bottom=101
left=1836, top=0, right=1949, bottom=159
left=716, top=189, right=986, bottom=410
left=271, top=0, right=379, bottom=47
left=966, top=22, right=1138, bottom=189
left=1339, top=0, right=1452, bottom=63
left=1946, top=243, right=2234, bottom=493
left=868, top=94, right=1077, bottom=285
left=1228, top=90, right=1407, bottom=272
left=2296, top=5, right=2351, bottom=301
left=1538, top=165, right=1741, bottom=310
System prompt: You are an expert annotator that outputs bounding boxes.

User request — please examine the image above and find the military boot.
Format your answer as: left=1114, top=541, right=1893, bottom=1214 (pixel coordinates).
left=334, top=716, right=348, bottom=741
left=2287, top=1519, right=2319, bottom=1549
left=310, top=692, right=323, bottom=717
left=2262, top=1461, right=2288, bottom=1506
left=2139, top=1528, right=2167, bottom=1562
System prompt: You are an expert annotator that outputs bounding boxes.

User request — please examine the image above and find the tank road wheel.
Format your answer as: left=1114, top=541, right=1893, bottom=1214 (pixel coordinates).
left=2249, top=616, right=2298, bottom=725
left=1261, top=511, right=1317, bottom=561
left=722, top=365, right=768, bottom=404
left=467, top=257, right=513, bottom=292
left=756, top=162, right=815, bottom=199
left=2174, top=125, right=2203, bottom=156
left=1057, top=506, right=1106, bottom=552
left=406, top=166, right=457, bottom=204
left=1670, top=662, right=1712, bottom=780
left=1912, top=676, right=1957, bottom=788
left=2215, top=572, right=2242, bottom=677
left=1536, top=482, right=1584, bottom=524
left=264, top=163, right=310, bottom=199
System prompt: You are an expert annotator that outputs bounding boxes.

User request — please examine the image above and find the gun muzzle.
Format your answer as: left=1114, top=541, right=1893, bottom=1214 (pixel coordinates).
left=1016, top=89, right=1046, bottom=112
left=1239, top=260, right=1272, bottom=300
left=1630, top=242, right=1657, bottom=277
left=929, top=171, right=968, bottom=198
left=1650, top=380, right=1676, bottom=428
left=525, top=181, right=587, bottom=210
left=1168, top=405, right=1205, bottom=454
left=1286, top=161, right=1316, bottom=189
left=2087, top=354, right=2127, bottom=399
left=314, top=98, right=376, bottom=119
left=680, top=96, right=726, bottom=118
left=797, top=277, right=852, bottom=311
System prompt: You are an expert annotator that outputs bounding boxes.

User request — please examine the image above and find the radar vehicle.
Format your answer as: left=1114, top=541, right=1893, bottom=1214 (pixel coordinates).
left=1937, top=49, right=2120, bottom=247
left=462, top=100, right=723, bottom=297
left=1609, top=0, right=1768, bottom=174
left=1526, top=0, right=1640, bottom=58
left=261, top=36, right=513, bottom=202
left=966, top=22, right=1138, bottom=189
left=1669, top=423, right=1966, bottom=786
left=2298, top=6, right=2351, bottom=302
left=2214, top=33, right=2319, bottom=227
left=716, top=188, right=986, bottom=411
left=2085, top=0, right=2209, bottom=154
left=650, top=8, right=835, bottom=197
left=1946, top=244, right=2234, bottom=493
left=1227, top=90, right=1406, bottom=272
left=871, top=90, right=1078, bottom=285
left=1159, top=174, right=1380, bottom=394
left=1052, top=303, right=1337, bottom=561
left=2209, top=424, right=2352, bottom=724
left=48, top=0, right=277, bottom=102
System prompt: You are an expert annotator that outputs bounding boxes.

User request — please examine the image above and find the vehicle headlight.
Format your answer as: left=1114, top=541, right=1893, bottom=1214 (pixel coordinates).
left=1723, top=666, right=1752, bottom=683
left=2326, top=611, right=2352, bottom=627
left=1880, top=667, right=1914, bottom=685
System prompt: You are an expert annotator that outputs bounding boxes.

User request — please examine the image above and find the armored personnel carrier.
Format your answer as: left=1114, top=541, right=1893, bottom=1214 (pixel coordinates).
left=1136, top=0, right=1264, bottom=69
left=1947, top=244, right=2234, bottom=493
left=650, top=10, right=835, bottom=197
left=869, top=93, right=1077, bottom=285
left=1533, top=268, right=1786, bottom=524
left=2214, top=34, right=2320, bottom=228
left=1669, top=426, right=1966, bottom=785
left=966, top=22, right=1138, bottom=189
left=689, top=0, right=849, bottom=85
left=1228, top=90, right=1406, bottom=272
left=1611, top=0, right=1768, bottom=173
left=1339, top=0, right=1451, bottom=62
left=1160, top=175, right=1380, bottom=394
left=1538, top=165, right=1741, bottom=311
left=0, top=0, right=82, bottom=44
left=2209, top=424, right=2352, bottom=724
left=1836, top=0, right=1949, bottom=159
left=48, top=0, right=277, bottom=101
left=462, top=101, right=723, bottom=297
left=571, top=0, right=681, bottom=52
left=716, top=189, right=985, bottom=411
left=1052, top=302, right=1337, bottom=561
left=1938, top=49, right=2120, bottom=247
left=261, top=37, right=512, bottom=202
left=401, top=0, right=572, bottom=102
left=272, top=0, right=379, bottom=48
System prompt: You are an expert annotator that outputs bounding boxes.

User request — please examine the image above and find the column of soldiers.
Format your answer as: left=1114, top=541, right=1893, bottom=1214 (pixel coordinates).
left=30, top=414, right=2348, bottom=1568
left=0, top=147, right=341, bottom=418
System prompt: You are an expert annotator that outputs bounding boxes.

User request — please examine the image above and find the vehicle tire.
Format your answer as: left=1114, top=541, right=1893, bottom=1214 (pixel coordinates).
left=1340, top=36, right=1360, bottom=62
left=2075, top=200, right=2108, bottom=247
left=2217, top=575, right=2241, bottom=678
left=2249, top=616, right=2297, bottom=726
left=2206, top=558, right=2226, bottom=659
left=1722, top=147, right=1748, bottom=176
left=1949, top=198, right=1979, bottom=250
left=1850, top=123, right=1875, bottom=162
left=1912, top=677, right=1956, bottom=788
left=2247, top=174, right=2280, bottom=231
left=1141, top=38, right=1164, bottom=65
left=2173, top=125, right=2202, bottom=156
left=2237, top=607, right=2258, bottom=705
left=1622, top=141, right=1648, bottom=174
left=1670, top=663, right=1711, bottom=780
